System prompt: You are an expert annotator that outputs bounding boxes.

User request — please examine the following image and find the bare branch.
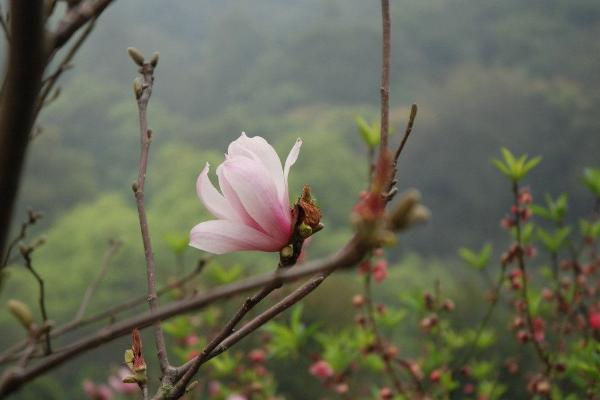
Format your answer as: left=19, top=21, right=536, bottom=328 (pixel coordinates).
left=131, top=55, right=171, bottom=375
left=0, top=0, right=45, bottom=262
left=51, top=0, right=115, bottom=51
left=0, top=237, right=365, bottom=396
left=378, top=0, right=391, bottom=154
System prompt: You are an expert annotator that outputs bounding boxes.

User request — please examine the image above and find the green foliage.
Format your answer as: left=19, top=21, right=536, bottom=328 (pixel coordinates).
left=530, top=193, right=568, bottom=224
left=263, top=304, right=318, bottom=359
left=491, top=147, right=541, bottom=183
left=536, top=227, right=571, bottom=253
left=579, top=219, right=600, bottom=239
left=582, top=167, right=600, bottom=197
left=356, top=116, right=380, bottom=148
left=458, top=243, right=492, bottom=270
left=511, top=222, right=535, bottom=244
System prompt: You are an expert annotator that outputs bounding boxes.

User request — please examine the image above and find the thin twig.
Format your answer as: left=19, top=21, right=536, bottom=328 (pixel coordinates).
left=363, top=273, right=406, bottom=396
left=132, top=58, right=171, bottom=375
left=51, top=0, right=115, bottom=51
left=393, top=104, right=418, bottom=166
left=512, top=182, right=552, bottom=372
left=21, top=247, right=51, bottom=355
left=378, top=0, right=391, bottom=153
left=1, top=209, right=42, bottom=268
left=74, top=239, right=122, bottom=321
left=0, top=259, right=208, bottom=366
left=35, top=17, right=97, bottom=122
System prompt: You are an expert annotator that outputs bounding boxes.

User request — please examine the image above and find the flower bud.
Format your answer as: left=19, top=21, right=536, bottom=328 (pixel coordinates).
left=132, top=77, right=144, bottom=99
left=388, top=189, right=421, bottom=230
left=127, top=47, right=145, bottom=66
left=8, top=299, right=33, bottom=330
left=149, top=51, right=160, bottom=67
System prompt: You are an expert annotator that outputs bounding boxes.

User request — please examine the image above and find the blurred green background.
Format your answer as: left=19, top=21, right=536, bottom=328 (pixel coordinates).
left=1, top=0, right=600, bottom=398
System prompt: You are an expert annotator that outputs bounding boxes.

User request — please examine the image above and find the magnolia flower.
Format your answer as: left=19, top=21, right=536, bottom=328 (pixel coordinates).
left=190, top=133, right=302, bottom=254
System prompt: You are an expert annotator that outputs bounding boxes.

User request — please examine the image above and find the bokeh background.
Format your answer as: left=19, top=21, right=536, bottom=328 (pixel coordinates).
left=1, top=0, right=599, bottom=398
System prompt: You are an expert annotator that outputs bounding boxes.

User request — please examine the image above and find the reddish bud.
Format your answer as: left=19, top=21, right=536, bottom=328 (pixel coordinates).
left=352, top=294, right=365, bottom=307
left=248, top=349, right=267, bottom=364
left=516, top=330, right=530, bottom=343
left=379, top=387, right=394, bottom=400
left=429, top=369, right=442, bottom=383
left=335, top=383, right=349, bottom=394
left=442, top=299, right=455, bottom=312
left=589, top=310, right=600, bottom=330
left=463, top=383, right=475, bottom=394
left=309, top=360, right=334, bottom=380
left=424, top=292, right=435, bottom=310
left=373, top=259, right=389, bottom=283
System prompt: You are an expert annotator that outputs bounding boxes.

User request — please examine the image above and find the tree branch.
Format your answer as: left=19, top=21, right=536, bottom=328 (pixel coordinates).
left=131, top=56, right=171, bottom=376
left=0, top=237, right=365, bottom=397
left=378, top=0, right=391, bottom=154
left=51, top=0, right=115, bottom=51
left=0, top=0, right=45, bottom=262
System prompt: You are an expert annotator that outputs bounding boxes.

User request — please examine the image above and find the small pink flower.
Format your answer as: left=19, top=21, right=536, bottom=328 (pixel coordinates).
left=589, top=311, right=600, bottom=330
left=533, top=317, right=545, bottom=342
left=184, top=335, right=199, bottom=347
left=83, top=380, right=114, bottom=400
left=108, top=368, right=138, bottom=395
left=309, top=360, right=334, bottom=380
left=373, top=259, right=388, bottom=283
left=227, top=394, right=247, bottom=400
left=190, top=133, right=302, bottom=254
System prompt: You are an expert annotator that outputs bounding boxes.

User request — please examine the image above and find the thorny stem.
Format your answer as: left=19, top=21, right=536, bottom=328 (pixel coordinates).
left=363, top=273, right=406, bottom=396
left=511, top=181, right=552, bottom=372
left=132, top=60, right=171, bottom=375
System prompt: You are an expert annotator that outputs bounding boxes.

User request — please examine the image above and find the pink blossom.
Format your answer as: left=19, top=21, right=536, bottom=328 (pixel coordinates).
left=373, top=259, right=389, bottom=283
left=108, top=368, right=138, bottom=395
left=589, top=311, right=600, bottom=330
left=226, top=395, right=247, bottom=400
left=190, top=133, right=302, bottom=254
left=309, top=360, right=334, bottom=380
left=83, top=380, right=114, bottom=400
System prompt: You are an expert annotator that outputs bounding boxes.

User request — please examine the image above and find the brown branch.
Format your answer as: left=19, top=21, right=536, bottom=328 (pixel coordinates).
left=0, top=237, right=365, bottom=397
left=0, top=259, right=207, bottom=366
left=73, top=239, right=122, bottom=321
left=511, top=182, right=552, bottom=372
left=0, top=0, right=45, bottom=262
left=393, top=104, right=418, bottom=166
left=35, top=17, right=97, bottom=123
left=1, top=209, right=43, bottom=269
left=131, top=57, right=171, bottom=376
left=51, top=0, right=115, bottom=51
left=20, top=247, right=51, bottom=355
left=378, top=0, right=391, bottom=154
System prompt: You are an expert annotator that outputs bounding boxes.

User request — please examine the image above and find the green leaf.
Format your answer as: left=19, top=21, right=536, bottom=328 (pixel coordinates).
left=355, top=116, right=380, bottom=148
left=163, top=232, right=189, bottom=254
left=583, top=167, right=600, bottom=197
left=523, top=156, right=542, bottom=175
left=491, top=159, right=511, bottom=177
left=458, top=243, right=492, bottom=270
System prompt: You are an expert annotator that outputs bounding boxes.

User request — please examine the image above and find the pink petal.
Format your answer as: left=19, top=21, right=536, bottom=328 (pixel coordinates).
left=222, top=158, right=292, bottom=242
left=216, top=163, right=265, bottom=232
left=190, top=220, right=280, bottom=254
left=228, top=132, right=285, bottom=199
left=196, top=163, right=235, bottom=220
left=283, top=138, right=302, bottom=201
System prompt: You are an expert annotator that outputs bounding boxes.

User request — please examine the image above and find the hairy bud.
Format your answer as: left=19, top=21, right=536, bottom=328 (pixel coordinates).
left=149, top=52, right=160, bottom=67
left=132, top=77, right=144, bottom=99
left=127, top=47, right=145, bottom=66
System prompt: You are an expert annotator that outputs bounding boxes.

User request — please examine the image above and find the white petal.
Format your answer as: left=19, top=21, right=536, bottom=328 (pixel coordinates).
left=196, top=163, right=235, bottom=220
left=283, top=138, right=302, bottom=201
left=189, top=220, right=280, bottom=254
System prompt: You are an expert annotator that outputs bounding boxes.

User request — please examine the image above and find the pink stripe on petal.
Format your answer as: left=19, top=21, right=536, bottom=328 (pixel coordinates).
left=196, top=163, right=235, bottom=220
left=216, top=163, right=266, bottom=233
left=222, top=159, right=292, bottom=244
left=190, top=220, right=280, bottom=254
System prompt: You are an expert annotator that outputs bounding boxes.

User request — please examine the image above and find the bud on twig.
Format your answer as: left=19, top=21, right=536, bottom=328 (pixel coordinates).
left=127, top=47, right=145, bottom=66
left=149, top=52, right=160, bottom=68
left=132, top=77, right=143, bottom=99
left=388, top=189, right=421, bottom=231
left=8, top=299, right=34, bottom=330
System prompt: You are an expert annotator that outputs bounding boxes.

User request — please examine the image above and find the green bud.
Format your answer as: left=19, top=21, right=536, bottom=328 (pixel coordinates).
left=132, top=77, right=143, bottom=99
left=124, top=349, right=135, bottom=370
left=127, top=47, right=145, bottom=66
left=298, top=222, right=312, bottom=238
left=8, top=300, right=33, bottom=330
left=280, top=245, right=293, bottom=258
left=122, top=375, right=137, bottom=384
